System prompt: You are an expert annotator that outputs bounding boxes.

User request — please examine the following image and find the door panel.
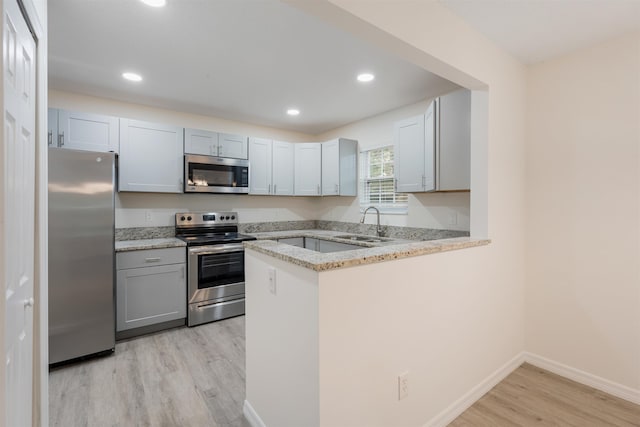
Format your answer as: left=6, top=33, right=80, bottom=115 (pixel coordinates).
left=272, top=141, right=294, bottom=195
left=219, top=133, right=248, bottom=159
left=58, top=110, right=119, bottom=153
left=248, top=137, right=272, bottom=195
left=394, top=113, right=425, bottom=192
left=3, top=0, right=36, bottom=425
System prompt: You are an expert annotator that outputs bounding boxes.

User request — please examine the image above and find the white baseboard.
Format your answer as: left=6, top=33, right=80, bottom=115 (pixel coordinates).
left=524, top=352, right=640, bottom=405
left=243, top=400, right=266, bottom=427
left=423, top=352, right=526, bottom=427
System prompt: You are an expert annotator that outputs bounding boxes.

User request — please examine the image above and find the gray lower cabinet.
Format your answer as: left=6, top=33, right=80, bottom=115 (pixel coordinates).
left=116, top=247, right=186, bottom=334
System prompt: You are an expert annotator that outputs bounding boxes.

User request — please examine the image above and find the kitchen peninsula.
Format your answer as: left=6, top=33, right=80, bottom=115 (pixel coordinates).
left=243, top=228, right=489, bottom=427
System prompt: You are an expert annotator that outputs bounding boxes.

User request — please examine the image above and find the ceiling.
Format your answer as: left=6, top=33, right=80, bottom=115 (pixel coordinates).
left=50, top=1, right=640, bottom=133
left=439, top=0, right=640, bottom=64
left=48, top=0, right=458, bottom=135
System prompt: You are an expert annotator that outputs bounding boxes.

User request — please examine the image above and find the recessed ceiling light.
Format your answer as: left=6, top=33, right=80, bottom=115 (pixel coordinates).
left=286, top=109, right=300, bottom=116
left=140, top=0, right=166, bottom=7
left=122, top=72, right=143, bottom=82
left=357, top=73, right=375, bottom=83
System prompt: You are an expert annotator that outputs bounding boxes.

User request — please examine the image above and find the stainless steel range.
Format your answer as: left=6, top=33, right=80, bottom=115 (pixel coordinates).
left=175, top=212, right=256, bottom=327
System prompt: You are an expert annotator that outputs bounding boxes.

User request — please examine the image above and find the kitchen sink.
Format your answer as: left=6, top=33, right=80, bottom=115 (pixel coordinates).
left=334, top=234, right=385, bottom=243
left=277, top=237, right=365, bottom=253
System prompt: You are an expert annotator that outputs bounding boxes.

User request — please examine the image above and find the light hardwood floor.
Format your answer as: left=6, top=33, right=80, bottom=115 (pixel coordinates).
left=450, top=363, right=640, bottom=426
left=49, top=316, right=249, bottom=427
left=51, top=319, right=640, bottom=427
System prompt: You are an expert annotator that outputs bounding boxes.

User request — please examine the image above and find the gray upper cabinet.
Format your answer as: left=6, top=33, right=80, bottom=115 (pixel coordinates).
left=48, top=108, right=58, bottom=147
left=272, top=141, right=294, bottom=195
left=219, top=133, right=248, bottom=159
left=119, top=119, right=184, bottom=193
left=248, top=137, right=272, bottom=195
left=248, top=138, right=294, bottom=196
left=437, top=89, right=471, bottom=191
left=394, top=89, right=470, bottom=192
left=321, top=138, right=357, bottom=196
left=184, top=128, right=248, bottom=159
left=184, top=128, right=218, bottom=156
left=294, top=143, right=322, bottom=196
left=48, top=108, right=119, bottom=153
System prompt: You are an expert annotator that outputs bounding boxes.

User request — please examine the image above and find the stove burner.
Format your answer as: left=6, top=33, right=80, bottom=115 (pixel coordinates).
left=174, top=211, right=256, bottom=246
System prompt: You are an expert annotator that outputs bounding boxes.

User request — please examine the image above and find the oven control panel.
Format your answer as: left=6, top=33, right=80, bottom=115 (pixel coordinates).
left=175, top=211, right=238, bottom=227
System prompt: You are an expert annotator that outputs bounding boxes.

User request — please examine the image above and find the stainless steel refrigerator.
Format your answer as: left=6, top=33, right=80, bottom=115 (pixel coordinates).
left=48, top=148, right=116, bottom=364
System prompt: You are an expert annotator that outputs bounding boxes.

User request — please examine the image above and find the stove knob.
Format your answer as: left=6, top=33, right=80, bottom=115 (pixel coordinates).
left=231, top=215, right=235, bottom=220
left=225, top=216, right=230, bottom=220
left=180, top=216, right=186, bottom=221
left=187, top=216, right=192, bottom=221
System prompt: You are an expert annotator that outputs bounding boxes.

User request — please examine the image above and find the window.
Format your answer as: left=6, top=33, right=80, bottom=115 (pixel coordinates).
left=360, top=146, right=408, bottom=214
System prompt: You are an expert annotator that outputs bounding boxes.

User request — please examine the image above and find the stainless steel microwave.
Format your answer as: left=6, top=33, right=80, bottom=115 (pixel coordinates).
left=184, top=154, right=249, bottom=194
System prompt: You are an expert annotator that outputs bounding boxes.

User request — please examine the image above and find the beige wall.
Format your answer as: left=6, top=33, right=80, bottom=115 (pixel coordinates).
left=526, top=32, right=640, bottom=391
left=316, top=98, right=471, bottom=231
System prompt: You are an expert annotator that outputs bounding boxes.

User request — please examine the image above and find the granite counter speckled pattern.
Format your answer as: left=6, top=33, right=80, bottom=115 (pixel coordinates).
left=115, top=226, right=175, bottom=241
left=115, top=238, right=186, bottom=252
left=238, top=220, right=469, bottom=240
left=244, top=230, right=489, bottom=271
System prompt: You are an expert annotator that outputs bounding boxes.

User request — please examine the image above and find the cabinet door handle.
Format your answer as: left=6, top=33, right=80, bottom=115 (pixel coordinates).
left=317, top=184, right=320, bottom=195
left=395, top=178, right=398, bottom=192
left=273, top=184, right=277, bottom=194
left=335, top=183, right=339, bottom=193
left=59, top=131, right=64, bottom=147
left=145, top=257, right=161, bottom=263
left=268, top=183, right=272, bottom=194
left=48, top=131, right=52, bottom=146
left=181, top=266, right=185, bottom=278
left=422, top=174, right=426, bottom=189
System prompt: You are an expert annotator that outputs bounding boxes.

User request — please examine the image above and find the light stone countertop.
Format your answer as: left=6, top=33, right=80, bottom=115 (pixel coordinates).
left=244, top=229, right=490, bottom=272
left=115, top=238, right=186, bottom=252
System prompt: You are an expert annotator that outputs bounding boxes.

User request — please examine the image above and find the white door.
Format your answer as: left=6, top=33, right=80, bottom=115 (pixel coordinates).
left=3, top=0, right=37, bottom=425
left=248, top=137, right=272, bottom=195
left=294, top=143, right=322, bottom=196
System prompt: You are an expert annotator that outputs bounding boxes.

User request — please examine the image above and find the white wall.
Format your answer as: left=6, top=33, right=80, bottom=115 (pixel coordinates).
left=49, top=90, right=322, bottom=227
left=526, top=32, right=640, bottom=392
left=316, top=99, right=471, bottom=231
left=318, top=245, right=521, bottom=426
left=245, top=250, right=319, bottom=427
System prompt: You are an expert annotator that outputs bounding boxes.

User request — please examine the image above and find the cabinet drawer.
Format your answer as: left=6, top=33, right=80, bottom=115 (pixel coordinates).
left=117, top=247, right=185, bottom=270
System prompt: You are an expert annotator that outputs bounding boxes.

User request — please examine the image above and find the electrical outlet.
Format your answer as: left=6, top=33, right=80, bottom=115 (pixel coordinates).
left=448, top=212, right=458, bottom=226
left=268, top=267, right=276, bottom=295
left=145, top=210, right=153, bottom=223
left=398, top=372, right=409, bottom=400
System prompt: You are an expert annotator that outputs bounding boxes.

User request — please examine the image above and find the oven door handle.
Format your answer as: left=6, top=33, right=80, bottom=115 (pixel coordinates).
left=189, top=243, right=245, bottom=255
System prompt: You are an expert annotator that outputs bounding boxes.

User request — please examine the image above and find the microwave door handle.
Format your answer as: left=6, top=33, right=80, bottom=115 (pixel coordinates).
left=189, top=243, right=245, bottom=255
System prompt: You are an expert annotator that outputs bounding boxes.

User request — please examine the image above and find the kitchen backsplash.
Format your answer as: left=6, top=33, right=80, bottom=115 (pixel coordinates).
left=115, top=221, right=468, bottom=241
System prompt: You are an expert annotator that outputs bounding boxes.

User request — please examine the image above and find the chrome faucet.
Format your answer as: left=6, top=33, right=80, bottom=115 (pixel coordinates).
left=360, top=206, right=383, bottom=237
